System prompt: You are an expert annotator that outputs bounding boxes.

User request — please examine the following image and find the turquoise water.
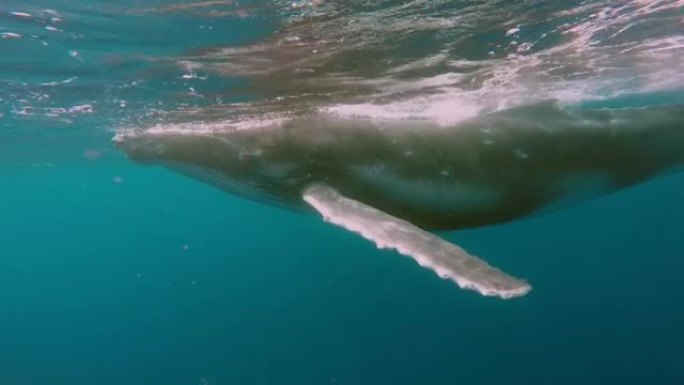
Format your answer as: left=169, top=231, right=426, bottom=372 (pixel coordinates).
left=2, top=1, right=684, bottom=384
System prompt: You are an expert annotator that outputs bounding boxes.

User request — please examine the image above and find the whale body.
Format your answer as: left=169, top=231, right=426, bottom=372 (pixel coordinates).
left=114, top=101, right=684, bottom=299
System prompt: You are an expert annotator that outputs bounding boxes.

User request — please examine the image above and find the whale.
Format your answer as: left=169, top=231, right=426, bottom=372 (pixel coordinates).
left=114, top=100, right=684, bottom=299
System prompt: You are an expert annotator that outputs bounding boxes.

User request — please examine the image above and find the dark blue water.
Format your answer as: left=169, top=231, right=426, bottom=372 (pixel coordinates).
left=2, top=1, right=684, bottom=384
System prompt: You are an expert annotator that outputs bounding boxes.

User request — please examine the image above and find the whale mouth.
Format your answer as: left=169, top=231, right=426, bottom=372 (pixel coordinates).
left=113, top=131, right=168, bottom=165
left=113, top=129, right=241, bottom=167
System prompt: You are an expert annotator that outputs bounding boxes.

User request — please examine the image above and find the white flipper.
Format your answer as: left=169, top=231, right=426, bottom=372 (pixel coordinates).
left=303, top=184, right=531, bottom=299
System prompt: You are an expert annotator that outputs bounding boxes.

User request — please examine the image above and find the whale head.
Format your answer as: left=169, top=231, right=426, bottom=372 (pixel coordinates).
left=113, top=125, right=310, bottom=208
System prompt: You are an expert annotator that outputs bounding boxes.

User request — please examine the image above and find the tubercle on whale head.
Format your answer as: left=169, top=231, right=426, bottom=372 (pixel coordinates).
left=112, top=131, right=165, bottom=165
left=112, top=130, right=243, bottom=170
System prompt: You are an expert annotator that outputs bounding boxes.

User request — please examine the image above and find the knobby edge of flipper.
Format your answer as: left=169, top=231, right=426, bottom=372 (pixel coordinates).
left=302, top=183, right=532, bottom=299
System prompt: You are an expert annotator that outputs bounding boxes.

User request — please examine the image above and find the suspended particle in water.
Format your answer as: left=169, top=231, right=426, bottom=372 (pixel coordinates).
left=69, top=50, right=83, bottom=62
left=112, top=176, right=124, bottom=184
left=82, top=148, right=102, bottom=160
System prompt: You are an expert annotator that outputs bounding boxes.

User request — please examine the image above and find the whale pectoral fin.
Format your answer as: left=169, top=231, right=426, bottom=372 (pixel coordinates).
left=302, top=184, right=531, bottom=299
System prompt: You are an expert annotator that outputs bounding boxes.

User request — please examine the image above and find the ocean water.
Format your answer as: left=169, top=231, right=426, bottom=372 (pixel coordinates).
left=2, top=1, right=684, bottom=384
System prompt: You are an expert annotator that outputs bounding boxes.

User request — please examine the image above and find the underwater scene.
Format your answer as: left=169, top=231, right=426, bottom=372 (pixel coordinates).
left=2, top=0, right=684, bottom=384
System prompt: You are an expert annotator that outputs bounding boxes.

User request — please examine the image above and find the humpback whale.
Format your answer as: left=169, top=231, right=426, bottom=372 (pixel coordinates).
left=114, top=101, right=684, bottom=299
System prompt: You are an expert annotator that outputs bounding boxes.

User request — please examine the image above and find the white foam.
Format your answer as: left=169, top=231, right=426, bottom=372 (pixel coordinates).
left=122, top=0, right=684, bottom=139
left=1, top=32, right=22, bottom=39
left=506, top=27, right=520, bottom=36
left=10, top=11, right=32, bottom=18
